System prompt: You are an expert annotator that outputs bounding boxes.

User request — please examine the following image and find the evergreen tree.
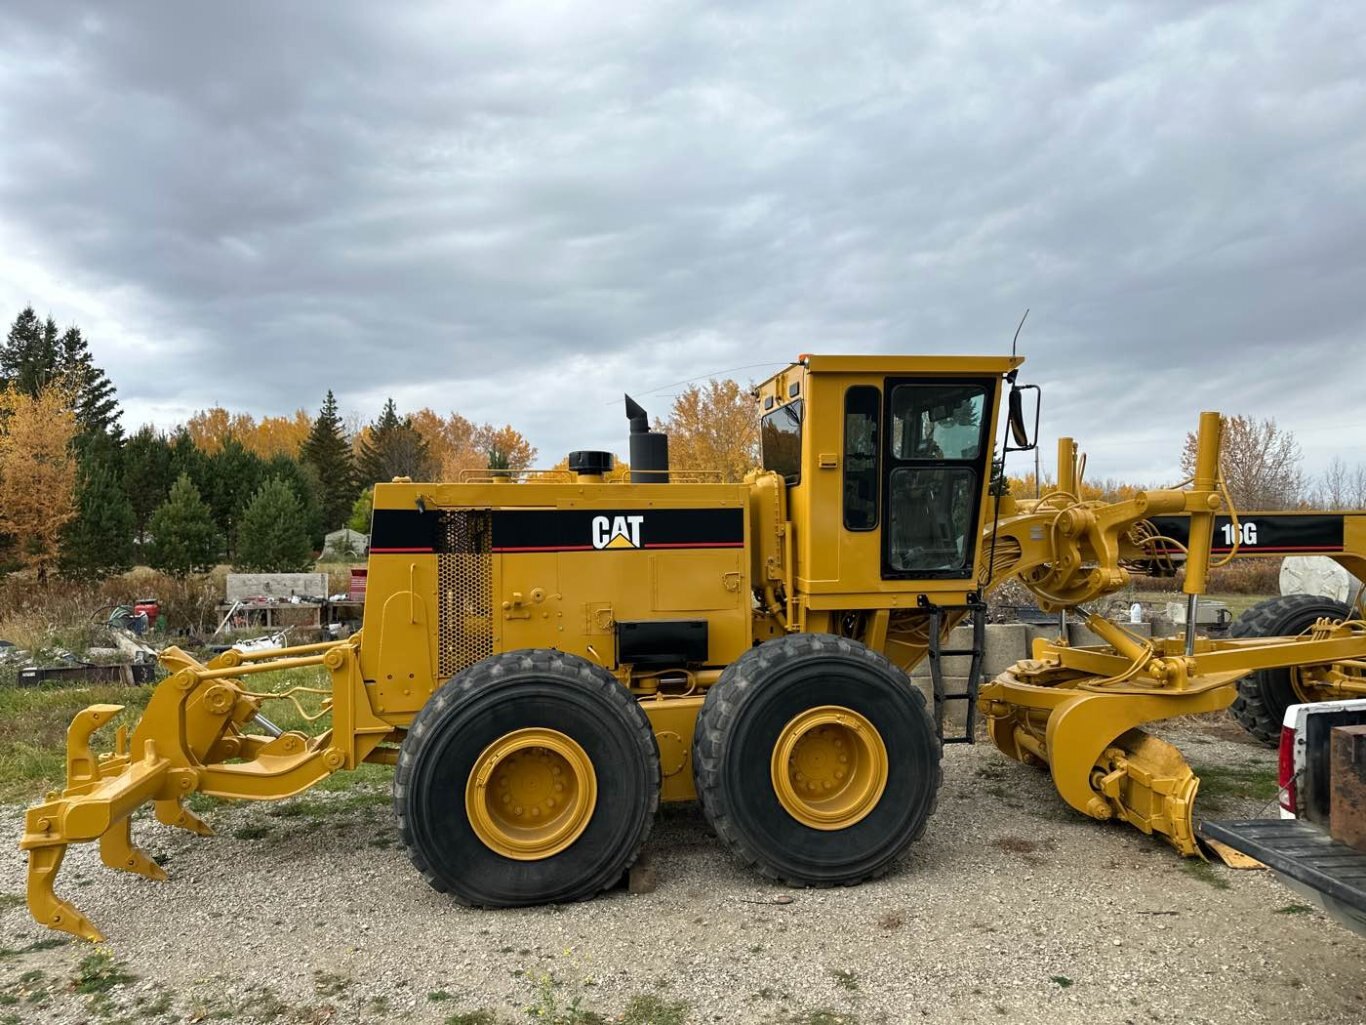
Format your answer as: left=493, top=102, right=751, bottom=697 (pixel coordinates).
left=122, top=426, right=175, bottom=542
left=147, top=473, right=220, bottom=577
left=356, top=398, right=435, bottom=483
left=300, top=390, right=358, bottom=531
left=205, top=437, right=266, bottom=556
left=168, top=427, right=211, bottom=494
left=234, top=477, right=315, bottom=572
left=59, top=443, right=136, bottom=581
left=56, top=325, right=122, bottom=441
left=0, top=307, right=57, bottom=395
left=266, top=453, right=325, bottom=548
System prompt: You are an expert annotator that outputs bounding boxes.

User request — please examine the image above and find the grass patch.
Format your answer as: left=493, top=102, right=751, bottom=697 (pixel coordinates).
left=830, top=969, right=858, bottom=992
left=525, top=972, right=605, bottom=1025
left=232, top=824, right=271, bottom=840
left=445, top=1012, right=503, bottom=1025
left=73, top=949, right=136, bottom=994
left=1050, top=975, right=1073, bottom=989
left=1180, top=859, right=1231, bottom=891
left=1193, top=762, right=1278, bottom=807
left=267, top=786, right=391, bottom=820
left=0, top=938, right=67, bottom=960
left=313, top=969, right=352, bottom=998
left=0, top=894, right=24, bottom=913
left=622, top=993, right=688, bottom=1025
left=0, top=682, right=154, bottom=801
left=1274, top=902, right=1315, bottom=915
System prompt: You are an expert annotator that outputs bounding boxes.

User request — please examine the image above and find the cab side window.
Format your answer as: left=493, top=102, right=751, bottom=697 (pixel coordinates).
left=843, top=386, right=880, bottom=530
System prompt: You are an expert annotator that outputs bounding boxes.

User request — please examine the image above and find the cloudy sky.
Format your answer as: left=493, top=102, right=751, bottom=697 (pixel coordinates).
left=1, top=1, right=1362, bottom=483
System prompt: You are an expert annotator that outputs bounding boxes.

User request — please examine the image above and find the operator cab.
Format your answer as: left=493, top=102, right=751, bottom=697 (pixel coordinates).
left=756, top=354, right=1029, bottom=595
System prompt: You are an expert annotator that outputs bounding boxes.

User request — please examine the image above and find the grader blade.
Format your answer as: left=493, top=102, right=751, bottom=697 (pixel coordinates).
left=979, top=656, right=1237, bottom=856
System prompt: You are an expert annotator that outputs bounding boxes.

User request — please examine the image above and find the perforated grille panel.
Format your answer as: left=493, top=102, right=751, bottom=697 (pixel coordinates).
left=437, top=510, right=493, bottom=680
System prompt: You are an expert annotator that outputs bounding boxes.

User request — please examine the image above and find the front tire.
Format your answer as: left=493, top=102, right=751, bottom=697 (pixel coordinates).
left=693, top=633, right=941, bottom=886
left=1228, top=594, right=1351, bottom=746
left=394, top=649, right=659, bottom=906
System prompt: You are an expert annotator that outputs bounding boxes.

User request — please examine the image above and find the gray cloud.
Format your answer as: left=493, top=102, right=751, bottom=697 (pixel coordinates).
left=1, top=1, right=1363, bottom=482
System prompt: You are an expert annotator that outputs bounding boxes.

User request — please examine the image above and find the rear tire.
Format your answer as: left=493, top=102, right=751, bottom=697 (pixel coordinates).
left=693, top=633, right=941, bottom=886
left=1228, top=594, right=1351, bottom=746
left=394, top=649, right=659, bottom=906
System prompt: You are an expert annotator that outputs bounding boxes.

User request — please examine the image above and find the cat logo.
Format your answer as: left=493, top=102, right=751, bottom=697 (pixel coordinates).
left=591, top=514, right=645, bottom=550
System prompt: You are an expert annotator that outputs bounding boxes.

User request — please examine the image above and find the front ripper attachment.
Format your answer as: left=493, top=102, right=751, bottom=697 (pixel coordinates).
left=20, top=704, right=172, bottom=941
left=19, top=638, right=388, bottom=942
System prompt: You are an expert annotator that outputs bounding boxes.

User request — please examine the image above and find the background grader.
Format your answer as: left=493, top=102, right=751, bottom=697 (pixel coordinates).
left=20, top=354, right=1366, bottom=941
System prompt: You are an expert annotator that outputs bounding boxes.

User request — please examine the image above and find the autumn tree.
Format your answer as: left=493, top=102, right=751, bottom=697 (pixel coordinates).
left=235, top=477, right=314, bottom=572
left=248, top=411, right=311, bottom=458
left=1182, top=415, right=1305, bottom=510
left=356, top=399, right=436, bottom=483
left=480, top=424, right=536, bottom=473
left=410, top=409, right=537, bottom=479
left=301, top=390, right=358, bottom=531
left=147, top=474, right=220, bottom=577
left=658, top=379, right=759, bottom=482
left=0, top=384, right=78, bottom=577
left=410, top=408, right=482, bottom=476
left=185, top=407, right=256, bottom=454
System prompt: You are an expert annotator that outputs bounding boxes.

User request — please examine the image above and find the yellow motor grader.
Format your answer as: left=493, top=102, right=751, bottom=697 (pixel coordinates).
left=19, top=354, right=1366, bottom=941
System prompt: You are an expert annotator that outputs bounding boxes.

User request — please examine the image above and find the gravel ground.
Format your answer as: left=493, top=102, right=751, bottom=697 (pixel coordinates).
left=2, top=722, right=1362, bottom=1025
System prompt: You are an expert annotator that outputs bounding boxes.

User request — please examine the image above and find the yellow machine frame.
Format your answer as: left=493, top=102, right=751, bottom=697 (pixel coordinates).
left=20, top=356, right=1366, bottom=940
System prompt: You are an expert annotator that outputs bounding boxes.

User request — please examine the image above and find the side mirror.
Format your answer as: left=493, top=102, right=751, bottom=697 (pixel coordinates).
left=1006, top=383, right=1040, bottom=452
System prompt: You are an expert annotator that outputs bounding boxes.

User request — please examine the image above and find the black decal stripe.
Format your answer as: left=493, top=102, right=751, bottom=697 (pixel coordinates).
left=369, top=509, right=440, bottom=553
left=1147, top=514, right=1346, bottom=553
left=492, top=508, right=744, bottom=552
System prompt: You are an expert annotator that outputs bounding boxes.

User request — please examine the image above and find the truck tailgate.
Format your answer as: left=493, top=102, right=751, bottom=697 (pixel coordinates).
left=1203, top=819, right=1366, bottom=914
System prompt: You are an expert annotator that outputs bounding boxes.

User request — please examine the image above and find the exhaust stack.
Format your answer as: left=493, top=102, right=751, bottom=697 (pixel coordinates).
left=624, top=394, right=669, bottom=484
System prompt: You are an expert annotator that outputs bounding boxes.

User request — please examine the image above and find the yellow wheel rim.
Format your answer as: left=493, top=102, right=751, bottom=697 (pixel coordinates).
left=466, top=728, right=597, bottom=860
left=771, top=705, right=888, bottom=830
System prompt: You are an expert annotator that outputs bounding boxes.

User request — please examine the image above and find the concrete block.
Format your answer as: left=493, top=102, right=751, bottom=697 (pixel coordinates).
left=1067, top=621, right=1103, bottom=647
left=983, top=623, right=1029, bottom=676
left=226, top=573, right=329, bottom=601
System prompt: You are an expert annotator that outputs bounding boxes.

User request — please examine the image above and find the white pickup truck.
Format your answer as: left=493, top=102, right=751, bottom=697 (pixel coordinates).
left=1202, top=699, right=1366, bottom=938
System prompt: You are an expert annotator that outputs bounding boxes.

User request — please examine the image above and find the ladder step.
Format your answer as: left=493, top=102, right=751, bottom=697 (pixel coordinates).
left=930, top=649, right=980, bottom=657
